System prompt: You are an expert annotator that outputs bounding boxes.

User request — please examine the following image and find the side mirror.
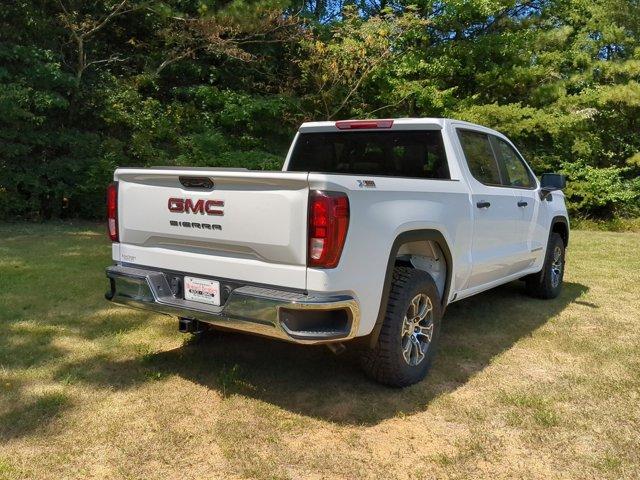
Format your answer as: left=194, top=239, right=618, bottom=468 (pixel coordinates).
left=539, top=173, right=566, bottom=200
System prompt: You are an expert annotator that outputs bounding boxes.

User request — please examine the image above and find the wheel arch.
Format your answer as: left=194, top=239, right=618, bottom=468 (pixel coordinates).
left=367, top=229, right=453, bottom=348
left=551, top=215, right=569, bottom=247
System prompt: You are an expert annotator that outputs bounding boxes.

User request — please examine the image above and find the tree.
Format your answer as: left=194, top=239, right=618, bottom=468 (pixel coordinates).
left=0, top=0, right=638, bottom=220
left=298, top=6, right=427, bottom=119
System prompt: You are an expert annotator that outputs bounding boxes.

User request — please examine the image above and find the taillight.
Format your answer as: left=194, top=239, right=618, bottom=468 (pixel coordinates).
left=308, top=191, right=349, bottom=268
left=107, top=183, right=118, bottom=242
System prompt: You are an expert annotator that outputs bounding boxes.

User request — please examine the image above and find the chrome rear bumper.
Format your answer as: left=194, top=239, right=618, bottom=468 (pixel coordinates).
left=105, top=265, right=359, bottom=344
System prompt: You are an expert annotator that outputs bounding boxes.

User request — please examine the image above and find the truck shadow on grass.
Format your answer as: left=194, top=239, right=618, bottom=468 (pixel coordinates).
left=26, top=280, right=588, bottom=433
left=141, top=280, right=588, bottom=425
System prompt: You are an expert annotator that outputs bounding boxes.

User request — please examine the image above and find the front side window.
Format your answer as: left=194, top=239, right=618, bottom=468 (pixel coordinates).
left=457, top=130, right=501, bottom=185
left=287, top=130, right=450, bottom=179
left=490, top=137, right=535, bottom=188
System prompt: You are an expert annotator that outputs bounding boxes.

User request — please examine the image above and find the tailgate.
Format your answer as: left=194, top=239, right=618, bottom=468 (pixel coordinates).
left=113, top=168, right=309, bottom=289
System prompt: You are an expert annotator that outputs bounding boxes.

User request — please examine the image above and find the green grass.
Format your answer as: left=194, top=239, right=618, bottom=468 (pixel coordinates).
left=1, top=222, right=639, bottom=479
left=571, top=216, right=640, bottom=232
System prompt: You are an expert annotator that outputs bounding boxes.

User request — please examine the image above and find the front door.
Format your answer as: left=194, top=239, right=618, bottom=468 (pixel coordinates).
left=489, top=135, right=541, bottom=269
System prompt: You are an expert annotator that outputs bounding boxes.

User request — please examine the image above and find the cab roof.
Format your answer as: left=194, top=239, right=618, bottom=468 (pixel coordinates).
left=297, top=118, right=509, bottom=140
left=298, top=118, right=449, bottom=132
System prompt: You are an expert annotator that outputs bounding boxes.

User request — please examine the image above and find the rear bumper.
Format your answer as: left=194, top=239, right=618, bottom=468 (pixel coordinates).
left=105, top=265, right=360, bottom=344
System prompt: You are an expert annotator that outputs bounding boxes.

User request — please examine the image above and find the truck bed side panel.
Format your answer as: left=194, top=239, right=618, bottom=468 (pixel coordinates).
left=305, top=174, right=473, bottom=336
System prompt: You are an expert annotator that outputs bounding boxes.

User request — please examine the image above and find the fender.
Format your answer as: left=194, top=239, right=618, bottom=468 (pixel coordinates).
left=368, top=229, right=453, bottom=348
left=526, top=215, right=570, bottom=286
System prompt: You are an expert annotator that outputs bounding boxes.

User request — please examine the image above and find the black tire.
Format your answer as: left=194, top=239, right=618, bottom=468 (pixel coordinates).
left=525, top=232, right=565, bottom=299
left=360, top=267, right=442, bottom=387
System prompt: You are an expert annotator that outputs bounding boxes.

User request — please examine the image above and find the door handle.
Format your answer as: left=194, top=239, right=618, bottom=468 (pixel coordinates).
left=517, top=201, right=528, bottom=207
left=476, top=201, right=491, bottom=209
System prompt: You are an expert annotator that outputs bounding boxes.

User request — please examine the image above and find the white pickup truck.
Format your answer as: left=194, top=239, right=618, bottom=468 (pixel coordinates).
left=105, top=118, right=569, bottom=386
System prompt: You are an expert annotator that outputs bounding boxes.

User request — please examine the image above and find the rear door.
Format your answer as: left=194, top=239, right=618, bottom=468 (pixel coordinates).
left=455, top=129, right=522, bottom=288
left=114, top=169, right=310, bottom=289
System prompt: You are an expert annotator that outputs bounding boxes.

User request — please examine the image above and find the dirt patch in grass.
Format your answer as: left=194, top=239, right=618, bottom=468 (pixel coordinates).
left=0, top=224, right=639, bottom=479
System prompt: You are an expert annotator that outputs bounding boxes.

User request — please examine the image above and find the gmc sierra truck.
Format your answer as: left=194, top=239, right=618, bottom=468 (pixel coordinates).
left=105, top=118, right=569, bottom=386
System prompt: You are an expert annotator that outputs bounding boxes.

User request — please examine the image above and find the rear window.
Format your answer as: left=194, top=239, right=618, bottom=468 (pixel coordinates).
left=287, top=130, right=450, bottom=179
left=457, top=130, right=501, bottom=185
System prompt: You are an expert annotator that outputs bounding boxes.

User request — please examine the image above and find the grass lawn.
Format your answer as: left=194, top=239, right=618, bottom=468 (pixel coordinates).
left=0, top=223, right=639, bottom=479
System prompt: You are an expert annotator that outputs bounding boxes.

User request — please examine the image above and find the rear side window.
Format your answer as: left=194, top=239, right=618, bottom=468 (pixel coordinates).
left=490, top=137, right=535, bottom=188
left=457, top=130, right=501, bottom=185
left=287, top=130, right=450, bottom=179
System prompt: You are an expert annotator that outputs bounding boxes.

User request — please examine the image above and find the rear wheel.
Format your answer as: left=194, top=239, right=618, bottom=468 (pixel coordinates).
left=525, top=232, right=565, bottom=299
left=360, top=267, right=441, bottom=387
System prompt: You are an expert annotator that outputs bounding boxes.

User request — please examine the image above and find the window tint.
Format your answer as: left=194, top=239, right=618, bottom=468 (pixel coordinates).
left=490, top=137, right=535, bottom=188
left=457, top=130, right=501, bottom=185
left=287, top=131, right=450, bottom=179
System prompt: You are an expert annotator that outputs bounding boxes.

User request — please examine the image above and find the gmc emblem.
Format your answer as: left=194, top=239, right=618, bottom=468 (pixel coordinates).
left=168, top=198, right=224, bottom=216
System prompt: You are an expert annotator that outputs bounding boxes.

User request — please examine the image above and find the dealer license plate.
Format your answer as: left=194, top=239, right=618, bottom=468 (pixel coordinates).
left=184, top=276, right=221, bottom=306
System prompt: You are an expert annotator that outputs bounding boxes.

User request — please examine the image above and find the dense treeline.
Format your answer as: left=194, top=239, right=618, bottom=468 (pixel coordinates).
left=1, top=0, right=638, bottom=220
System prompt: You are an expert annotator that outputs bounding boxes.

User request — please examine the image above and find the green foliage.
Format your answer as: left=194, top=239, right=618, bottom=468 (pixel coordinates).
left=0, top=0, right=296, bottom=220
left=0, top=0, right=638, bottom=220
left=0, top=41, right=86, bottom=219
left=298, top=6, right=428, bottom=118
left=561, top=162, right=639, bottom=218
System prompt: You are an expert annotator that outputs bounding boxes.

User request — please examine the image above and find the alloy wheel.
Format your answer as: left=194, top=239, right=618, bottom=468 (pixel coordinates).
left=401, top=293, right=434, bottom=366
left=551, top=245, right=563, bottom=288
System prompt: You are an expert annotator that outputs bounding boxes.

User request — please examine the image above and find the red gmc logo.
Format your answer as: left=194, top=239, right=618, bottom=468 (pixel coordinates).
left=168, top=198, right=224, bottom=216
